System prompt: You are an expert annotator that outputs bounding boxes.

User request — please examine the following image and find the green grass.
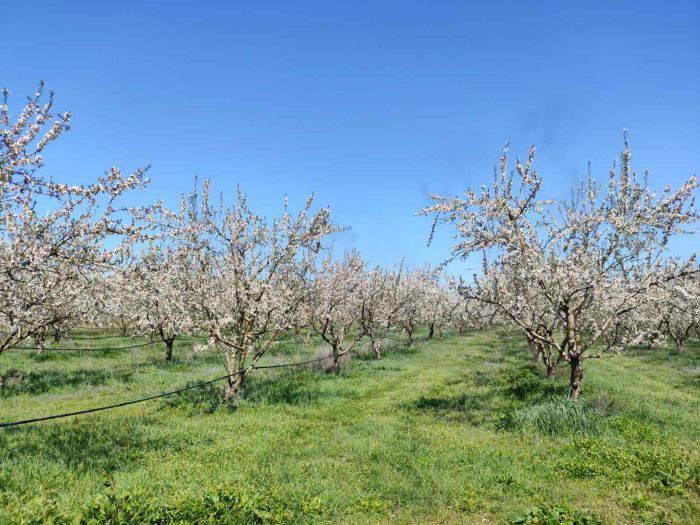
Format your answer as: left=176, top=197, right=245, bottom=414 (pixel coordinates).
left=0, top=330, right=698, bottom=524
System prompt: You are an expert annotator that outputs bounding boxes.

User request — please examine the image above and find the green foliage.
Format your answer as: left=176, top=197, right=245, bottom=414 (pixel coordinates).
left=78, top=486, right=324, bottom=525
left=452, top=488, right=480, bottom=513
left=510, top=504, right=602, bottom=525
left=556, top=439, right=697, bottom=494
left=0, top=416, right=160, bottom=473
left=353, top=496, right=392, bottom=515
left=242, top=372, right=327, bottom=405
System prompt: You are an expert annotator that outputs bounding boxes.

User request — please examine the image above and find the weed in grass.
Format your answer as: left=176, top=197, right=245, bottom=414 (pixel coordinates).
left=354, top=496, right=392, bottom=516
left=608, top=416, right=661, bottom=441
left=556, top=439, right=698, bottom=495
left=452, top=487, right=481, bottom=514
left=509, top=504, right=602, bottom=525
left=77, top=485, right=324, bottom=525
left=587, top=391, right=625, bottom=417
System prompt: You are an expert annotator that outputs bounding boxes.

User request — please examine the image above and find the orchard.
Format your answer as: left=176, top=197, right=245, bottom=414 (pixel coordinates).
left=1, top=85, right=699, bottom=524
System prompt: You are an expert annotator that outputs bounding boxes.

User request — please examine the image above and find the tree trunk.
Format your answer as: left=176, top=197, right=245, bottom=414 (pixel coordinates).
left=675, top=339, right=685, bottom=354
left=224, top=371, right=245, bottom=403
left=329, top=343, right=342, bottom=373
left=221, top=340, right=249, bottom=403
left=406, top=328, right=414, bottom=347
left=428, top=323, right=435, bottom=339
left=371, top=339, right=382, bottom=359
left=34, top=336, right=44, bottom=354
left=544, top=357, right=555, bottom=379
left=164, top=338, right=175, bottom=362
left=53, top=332, right=62, bottom=343
left=569, top=355, right=584, bottom=400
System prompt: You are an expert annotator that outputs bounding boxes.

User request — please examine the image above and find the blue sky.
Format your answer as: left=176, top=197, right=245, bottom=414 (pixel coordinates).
left=3, top=1, right=699, bottom=272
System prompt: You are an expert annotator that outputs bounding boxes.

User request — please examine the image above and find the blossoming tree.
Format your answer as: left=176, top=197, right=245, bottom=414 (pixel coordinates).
left=422, top=137, right=697, bottom=399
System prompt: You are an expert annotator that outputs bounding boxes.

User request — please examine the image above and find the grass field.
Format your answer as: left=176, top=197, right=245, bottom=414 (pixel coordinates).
left=0, top=330, right=699, bottom=524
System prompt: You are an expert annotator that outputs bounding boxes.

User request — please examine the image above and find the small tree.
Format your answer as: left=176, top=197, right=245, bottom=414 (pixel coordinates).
left=307, top=251, right=367, bottom=371
left=358, top=263, right=407, bottom=359
left=394, top=269, right=430, bottom=347
left=648, top=274, right=700, bottom=353
left=126, top=245, right=195, bottom=361
left=173, top=182, right=339, bottom=401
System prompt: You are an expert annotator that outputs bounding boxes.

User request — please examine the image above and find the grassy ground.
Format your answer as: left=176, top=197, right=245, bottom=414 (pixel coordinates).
left=0, top=330, right=698, bottom=524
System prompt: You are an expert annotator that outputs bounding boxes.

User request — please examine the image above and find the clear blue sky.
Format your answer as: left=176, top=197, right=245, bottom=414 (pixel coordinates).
left=3, top=1, right=699, bottom=271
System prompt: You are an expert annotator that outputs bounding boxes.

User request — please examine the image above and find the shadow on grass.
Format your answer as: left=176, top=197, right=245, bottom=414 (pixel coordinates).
left=0, top=416, right=164, bottom=473
left=494, top=364, right=567, bottom=401
left=0, top=368, right=135, bottom=397
left=243, top=372, right=330, bottom=405
left=411, top=358, right=570, bottom=428
left=161, top=370, right=348, bottom=413
left=24, top=347, right=138, bottom=362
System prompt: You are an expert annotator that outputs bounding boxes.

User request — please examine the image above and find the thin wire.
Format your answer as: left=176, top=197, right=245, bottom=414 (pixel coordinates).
left=0, top=353, right=336, bottom=428
left=0, top=333, right=435, bottom=428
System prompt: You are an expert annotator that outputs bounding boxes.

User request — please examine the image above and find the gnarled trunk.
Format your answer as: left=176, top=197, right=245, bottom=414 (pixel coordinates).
left=563, top=306, right=585, bottom=400
left=329, top=343, right=343, bottom=373
left=544, top=355, right=556, bottom=379
left=569, top=354, right=584, bottom=400
left=224, top=370, right=246, bottom=402
left=221, top=338, right=249, bottom=403
left=528, top=339, right=541, bottom=361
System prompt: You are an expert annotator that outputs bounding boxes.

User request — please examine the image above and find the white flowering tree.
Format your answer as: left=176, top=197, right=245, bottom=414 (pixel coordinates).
left=646, top=274, right=700, bottom=353
left=97, top=270, right=135, bottom=336
left=422, top=137, right=698, bottom=399
left=307, top=250, right=368, bottom=371
left=394, top=269, right=431, bottom=347
left=123, top=244, right=195, bottom=361
left=170, top=181, right=339, bottom=401
left=453, top=256, right=562, bottom=377
left=421, top=271, right=454, bottom=340
left=357, top=263, right=411, bottom=359
left=0, top=84, right=151, bottom=355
